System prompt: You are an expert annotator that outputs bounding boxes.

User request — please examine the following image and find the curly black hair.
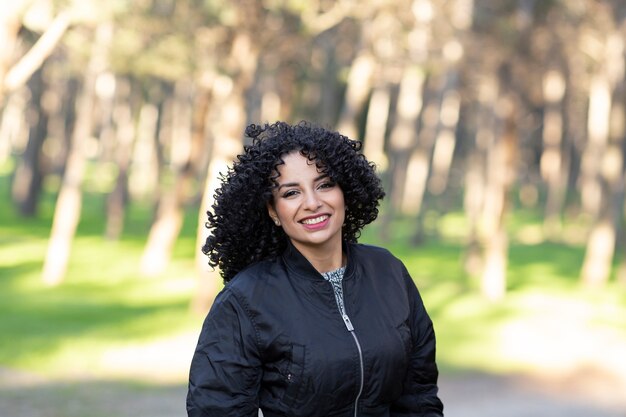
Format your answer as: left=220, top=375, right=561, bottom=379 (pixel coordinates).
left=202, top=121, right=385, bottom=282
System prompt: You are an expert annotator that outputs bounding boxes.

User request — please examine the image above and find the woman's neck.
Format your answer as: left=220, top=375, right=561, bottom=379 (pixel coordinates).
left=292, top=240, right=345, bottom=274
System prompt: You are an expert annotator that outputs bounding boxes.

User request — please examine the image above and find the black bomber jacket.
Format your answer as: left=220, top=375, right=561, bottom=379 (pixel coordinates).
left=187, top=242, right=444, bottom=417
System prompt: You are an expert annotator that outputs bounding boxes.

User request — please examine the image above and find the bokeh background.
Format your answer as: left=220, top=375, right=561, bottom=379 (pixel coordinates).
left=1, top=1, right=626, bottom=416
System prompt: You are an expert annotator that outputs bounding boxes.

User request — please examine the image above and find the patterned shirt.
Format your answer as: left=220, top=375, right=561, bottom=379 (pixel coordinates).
left=321, top=266, right=347, bottom=317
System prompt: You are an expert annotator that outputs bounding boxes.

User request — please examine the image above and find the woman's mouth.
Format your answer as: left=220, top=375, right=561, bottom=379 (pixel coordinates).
left=300, top=214, right=330, bottom=226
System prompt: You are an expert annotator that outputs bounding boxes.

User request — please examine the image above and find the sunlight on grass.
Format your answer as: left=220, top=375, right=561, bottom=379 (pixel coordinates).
left=0, top=174, right=203, bottom=376
left=0, top=264, right=202, bottom=375
left=437, top=212, right=469, bottom=241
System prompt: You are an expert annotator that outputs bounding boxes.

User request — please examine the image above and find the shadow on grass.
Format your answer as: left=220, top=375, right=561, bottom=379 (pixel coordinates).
left=507, top=241, right=586, bottom=290
left=0, top=262, right=42, bottom=288
left=0, top=283, right=192, bottom=368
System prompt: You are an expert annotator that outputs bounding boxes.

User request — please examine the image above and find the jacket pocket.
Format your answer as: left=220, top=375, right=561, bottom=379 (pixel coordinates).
left=281, top=343, right=306, bottom=409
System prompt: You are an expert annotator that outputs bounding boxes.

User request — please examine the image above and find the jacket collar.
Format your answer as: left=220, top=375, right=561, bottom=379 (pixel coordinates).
left=282, top=240, right=355, bottom=281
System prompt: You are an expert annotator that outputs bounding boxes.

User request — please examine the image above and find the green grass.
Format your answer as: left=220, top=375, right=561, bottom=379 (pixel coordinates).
left=1, top=168, right=625, bottom=380
left=0, top=171, right=203, bottom=375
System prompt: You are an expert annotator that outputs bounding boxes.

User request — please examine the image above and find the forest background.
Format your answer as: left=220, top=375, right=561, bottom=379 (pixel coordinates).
left=1, top=0, right=626, bottom=416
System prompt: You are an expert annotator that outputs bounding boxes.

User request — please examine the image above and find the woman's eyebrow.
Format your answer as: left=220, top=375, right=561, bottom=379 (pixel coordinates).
left=276, top=174, right=328, bottom=190
left=276, top=182, right=298, bottom=190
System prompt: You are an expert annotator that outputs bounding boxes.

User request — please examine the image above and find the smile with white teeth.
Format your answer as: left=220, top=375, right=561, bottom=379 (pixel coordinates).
left=301, top=215, right=329, bottom=225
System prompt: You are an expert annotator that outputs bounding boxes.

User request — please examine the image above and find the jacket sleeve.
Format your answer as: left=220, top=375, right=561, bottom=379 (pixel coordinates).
left=187, top=287, right=262, bottom=417
left=391, top=267, right=444, bottom=417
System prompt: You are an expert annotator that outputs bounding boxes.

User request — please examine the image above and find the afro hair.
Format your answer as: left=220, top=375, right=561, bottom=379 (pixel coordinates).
left=202, top=121, right=385, bottom=282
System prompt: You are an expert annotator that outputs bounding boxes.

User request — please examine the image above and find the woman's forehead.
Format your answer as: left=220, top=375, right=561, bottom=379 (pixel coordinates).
left=276, top=152, right=324, bottom=175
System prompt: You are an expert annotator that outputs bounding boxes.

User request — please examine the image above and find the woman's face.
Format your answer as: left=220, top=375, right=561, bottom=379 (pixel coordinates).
left=267, top=151, right=345, bottom=256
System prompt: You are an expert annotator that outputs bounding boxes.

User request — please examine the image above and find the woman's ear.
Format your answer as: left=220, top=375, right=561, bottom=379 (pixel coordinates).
left=267, top=203, right=281, bottom=226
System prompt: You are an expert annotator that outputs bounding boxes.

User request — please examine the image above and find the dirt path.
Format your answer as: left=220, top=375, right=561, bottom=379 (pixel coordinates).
left=439, top=371, right=626, bottom=417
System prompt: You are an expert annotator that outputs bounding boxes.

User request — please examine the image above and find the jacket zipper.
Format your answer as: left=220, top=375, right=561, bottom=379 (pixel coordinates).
left=329, top=280, right=364, bottom=417
left=341, top=313, right=364, bottom=417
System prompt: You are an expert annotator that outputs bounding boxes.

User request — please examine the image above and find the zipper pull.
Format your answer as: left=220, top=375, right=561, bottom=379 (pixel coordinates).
left=342, top=314, right=354, bottom=331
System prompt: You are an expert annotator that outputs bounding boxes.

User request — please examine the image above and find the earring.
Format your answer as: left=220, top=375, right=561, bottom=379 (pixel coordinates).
left=273, top=218, right=280, bottom=226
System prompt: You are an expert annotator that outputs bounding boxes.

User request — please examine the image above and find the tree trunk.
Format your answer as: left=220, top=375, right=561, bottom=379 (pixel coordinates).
left=105, top=77, right=137, bottom=240
left=321, top=39, right=343, bottom=127
left=95, top=72, right=117, bottom=162
left=379, top=65, right=425, bottom=241
left=128, top=102, right=159, bottom=201
left=42, top=23, right=112, bottom=286
left=615, top=78, right=626, bottom=285
left=192, top=32, right=259, bottom=313
left=541, top=68, right=568, bottom=238
left=377, top=0, right=434, bottom=240
left=474, top=66, right=517, bottom=301
left=140, top=80, right=194, bottom=277
left=3, top=11, right=71, bottom=94
left=480, top=103, right=516, bottom=300
left=192, top=84, right=250, bottom=311
left=480, top=3, right=531, bottom=297
left=140, top=190, right=185, bottom=276
left=427, top=71, right=460, bottom=196
left=582, top=219, right=616, bottom=287
left=188, top=77, right=214, bottom=202
left=463, top=148, right=485, bottom=277
left=0, top=1, right=28, bottom=161
left=0, top=1, right=24, bottom=104
left=191, top=82, right=249, bottom=312
left=404, top=83, right=444, bottom=245
left=409, top=74, right=458, bottom=244
left=11, top=65, right=48, bottom=216
left=581, top=32, right=625, bottom=287
left=0, top=88, right=29, bottom=164
left=42, top=58, right=74, bottom=176
left=274, top=64, right=297, bottom=122
left=362, top=83, right=391, bottom=170
left=337, top=52, right=376, bottom=140
left=463, top=77, right=496, bottom=279
left=260, top=82, right=281, bottom=123
left=579, top=73, right=612, bottom=219
left=401, top=85, right=440, bottom=218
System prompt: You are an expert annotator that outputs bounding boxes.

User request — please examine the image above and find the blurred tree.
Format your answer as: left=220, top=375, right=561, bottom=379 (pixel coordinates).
left=462, top=0, right=538, bottom=298
left=2, top=2, right=73, bottom=212
left=580, top=1, right=625, bottom=287
left=140, top=79, right=196, bottom=276
left=104, top=77, right=138, bottom=240
left=3, top=11, right=71, bottom=96
left=10, top=63, right=48, bottom=215
left=3, top=0, right=626, bottom=296
left=0, top=0, right=31, bottom=104
left=42, top=22, right=113, bottom=286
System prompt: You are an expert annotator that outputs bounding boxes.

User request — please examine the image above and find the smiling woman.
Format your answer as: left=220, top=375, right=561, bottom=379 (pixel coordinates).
left=201, top=121, right=384, bottom=283
left=267, top=152, right=346, bottom=272
left=188, top=121, right=444, bottom=417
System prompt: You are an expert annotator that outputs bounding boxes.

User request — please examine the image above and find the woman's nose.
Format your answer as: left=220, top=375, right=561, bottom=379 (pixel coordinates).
left=304, top=192, right=322, bottom=210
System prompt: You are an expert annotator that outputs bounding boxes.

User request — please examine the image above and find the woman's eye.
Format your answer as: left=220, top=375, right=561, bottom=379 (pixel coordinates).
left=282, top=190, right=298, bottom=198
left=319, top=181, right=335, bottom=189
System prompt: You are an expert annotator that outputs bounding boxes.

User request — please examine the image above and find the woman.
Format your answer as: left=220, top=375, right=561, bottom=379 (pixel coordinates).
left=187, top=121, right=444, bottom=417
